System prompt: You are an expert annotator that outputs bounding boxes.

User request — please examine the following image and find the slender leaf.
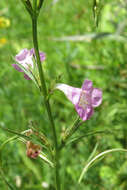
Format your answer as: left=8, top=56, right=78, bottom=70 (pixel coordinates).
left=78, top=148, right=127, bottom=183
left=0, top=127, right=30, bottom=141
left=39, top=152, right=54, bottom=168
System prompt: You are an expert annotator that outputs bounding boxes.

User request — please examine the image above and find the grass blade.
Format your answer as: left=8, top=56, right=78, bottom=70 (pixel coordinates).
left=78, top=148, right=127, bottom=183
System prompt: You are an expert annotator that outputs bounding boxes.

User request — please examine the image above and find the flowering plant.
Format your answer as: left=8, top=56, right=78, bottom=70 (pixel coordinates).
left=2, top=1, right=126, bottom=190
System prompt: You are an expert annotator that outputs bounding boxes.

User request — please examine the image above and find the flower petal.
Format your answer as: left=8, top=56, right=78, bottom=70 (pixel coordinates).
left=22, top=55, right=34, bottom=69
left=12, top=64, right=23, bottom=72
left=15, top=48, right=29, bottom=62
left=75, top=104, right=94, bottom=121
left=30, top=48, right=46, bottom=62
left=82, top=79, right=93, bottom=92
left=91, top=88, right=102, bottom=107
left=56, top=84, right=81, bottom=105
left=15, top=49, right=34, bottom=70
left=39, top=52, right=46, bottom=62
left=24, top=73, right=31, bottom=80
left=13, top=48, right=46, bottom=81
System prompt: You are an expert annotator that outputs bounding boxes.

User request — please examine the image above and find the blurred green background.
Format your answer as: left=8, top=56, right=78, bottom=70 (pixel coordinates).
left=0, top=0, right=127, bottom=189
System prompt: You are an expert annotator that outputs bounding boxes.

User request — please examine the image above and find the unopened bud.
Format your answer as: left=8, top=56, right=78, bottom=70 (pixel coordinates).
left=26, top=141, right=41, bottom=159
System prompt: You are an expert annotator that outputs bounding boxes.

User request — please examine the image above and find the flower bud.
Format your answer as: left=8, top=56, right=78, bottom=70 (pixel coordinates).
left=26, top=141, right=41, bottom=159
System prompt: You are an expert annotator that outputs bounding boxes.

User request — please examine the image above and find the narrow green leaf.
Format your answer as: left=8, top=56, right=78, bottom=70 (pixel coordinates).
left=67, top=129, right=114, bottom=145
left=39, top=152, right=54, bottom=168
left=86, top=143, right=99, bottom=164
left=0, top=126, right=30, bottom=141
left=78, top=148, right=127, bottom=183
left=0, top=129, right=31, bottom=151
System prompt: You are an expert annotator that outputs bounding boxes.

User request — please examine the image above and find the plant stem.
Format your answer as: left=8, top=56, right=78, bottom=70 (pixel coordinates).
left=32, top=17, right=57, bottom=150
left=32, top=15, right=61, bottom=190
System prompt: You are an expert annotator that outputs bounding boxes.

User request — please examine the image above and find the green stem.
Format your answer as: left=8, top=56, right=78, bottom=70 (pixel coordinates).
left=32, top=17, right=57, bottom=150
left=21, top=0, right=33, bottom=16
left=32, top=13, right=61, bottom=190
left=33, top=0, right=37, bottom=11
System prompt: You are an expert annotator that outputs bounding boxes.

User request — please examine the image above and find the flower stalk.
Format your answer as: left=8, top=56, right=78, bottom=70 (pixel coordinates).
left=62, top=117, right=80, bottom=143
left=31, top=2, right=61, bottom=190
left=32, top=16, right=58, bottom=154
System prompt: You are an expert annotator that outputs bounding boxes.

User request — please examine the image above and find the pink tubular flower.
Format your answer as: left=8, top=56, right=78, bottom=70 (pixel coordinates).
left=56, top=79, right=102, bottom=121
left=12, top=48, right=46, bottom=80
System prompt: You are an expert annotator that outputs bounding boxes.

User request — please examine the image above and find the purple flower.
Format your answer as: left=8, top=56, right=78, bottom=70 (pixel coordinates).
left=30, top=48, right=45, bottom=62
left=56, top=79, right=102, bottom=121
left=12, top=48, right=46, bottom=80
